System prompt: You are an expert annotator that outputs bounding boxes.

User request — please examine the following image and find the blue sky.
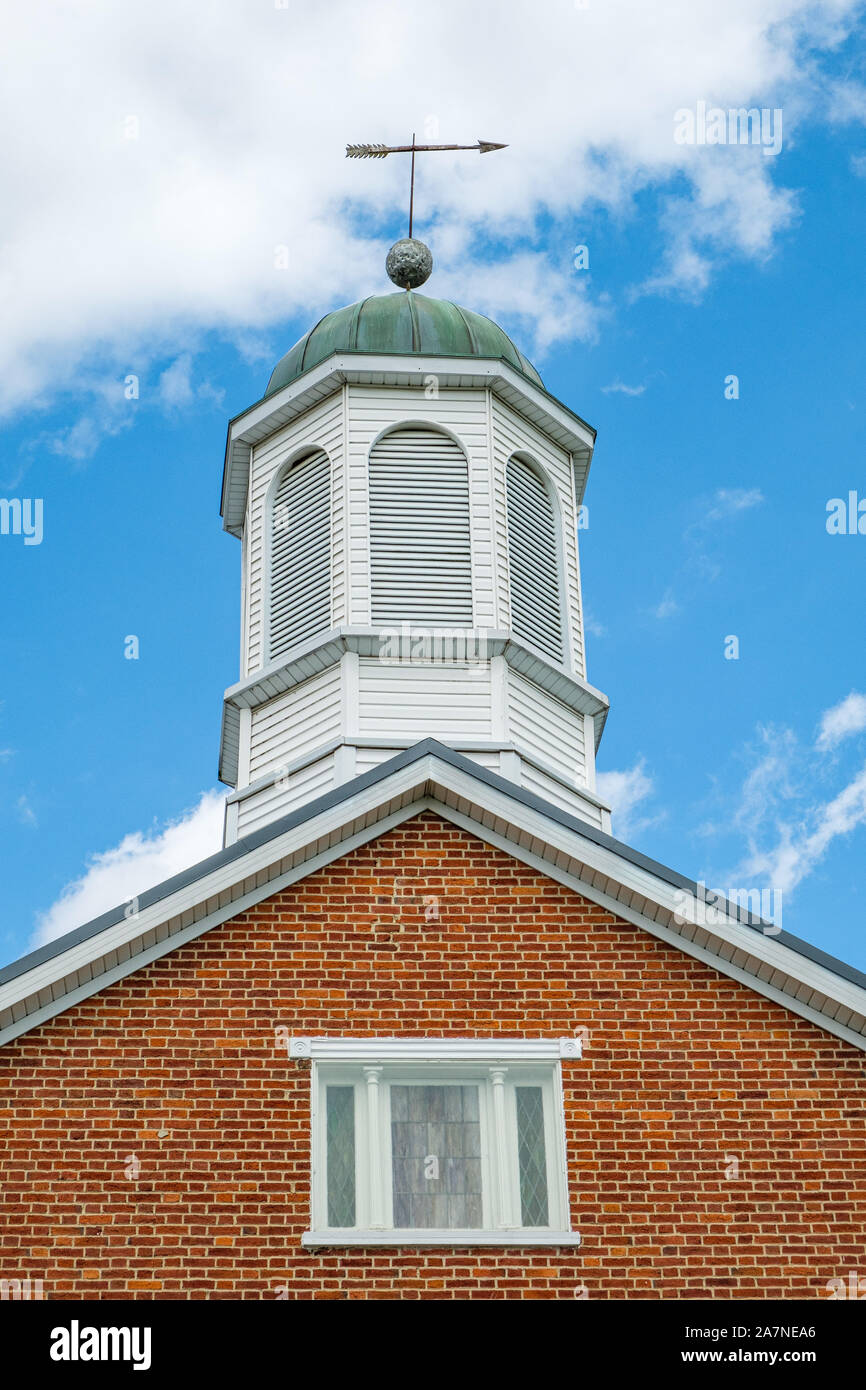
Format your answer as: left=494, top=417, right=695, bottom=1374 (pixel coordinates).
left=1, top=1, right=865, bottom=972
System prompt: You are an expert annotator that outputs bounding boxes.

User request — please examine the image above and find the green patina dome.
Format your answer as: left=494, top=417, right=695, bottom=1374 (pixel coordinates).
left=265, top=291, right=542, bottom=397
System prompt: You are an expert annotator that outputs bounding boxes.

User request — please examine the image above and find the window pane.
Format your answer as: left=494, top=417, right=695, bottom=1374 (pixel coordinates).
left=391, top=1085, right=482, bottom=1228
left=326, top=1086, right=356, bottom=1226
left=515, top=1086, right=549, bottom=1226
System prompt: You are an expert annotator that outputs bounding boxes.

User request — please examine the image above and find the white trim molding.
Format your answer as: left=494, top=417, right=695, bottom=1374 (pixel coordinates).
left=289, top=1037, right=583, bottom=1061
left=301, top=1230, right=582, bottom=1248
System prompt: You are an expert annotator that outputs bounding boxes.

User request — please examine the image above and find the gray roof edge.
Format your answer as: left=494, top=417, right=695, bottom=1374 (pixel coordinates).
left=2, top=739, right=864, bottom=999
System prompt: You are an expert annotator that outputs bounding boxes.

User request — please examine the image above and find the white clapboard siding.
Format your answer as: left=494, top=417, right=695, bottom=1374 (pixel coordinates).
left=248, top=666, right=342, bottom=783
left=354, top=745, right=503, bottom=776
left=369, top=427, right=472, bottom=625
left=358, top=659, right=492, bottom=739
left=236, top=754, right=336, bottom=836
left=269, top=450, right=331, bottom=661
left=506, top=455, right=563, bottom=663
left=507, top=668, right=585, bottom=782
left=520, top=762, right=603, bottom=828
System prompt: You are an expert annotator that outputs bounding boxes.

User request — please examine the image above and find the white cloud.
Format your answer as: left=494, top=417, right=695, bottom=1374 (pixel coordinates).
left=670, top=486, right=765, bottom=602
left=816, top=692, right=866, bottom=751
left=158, top=354, right=195, bottom=407
left=597, top=760, right=655, bottom=840
left=652, top=592, right=681, bottom=619
left=16, top=795, right=37, bottom=828
left=158, top=353, right=224, bottom=411
left=42, top=411, right=133, bottom=462
left=602, top=380, right=646, bottom=396
left=637, top=160, right=797, bottom=299
left=32, top=789, right=225, bottom=949
left=705, top=487, right=765, bottom=521
left=737, top=763, right=866, bottom=896
left=722, top=697, right=866, bottom=896
left=0, top=0, right=863, bottom=417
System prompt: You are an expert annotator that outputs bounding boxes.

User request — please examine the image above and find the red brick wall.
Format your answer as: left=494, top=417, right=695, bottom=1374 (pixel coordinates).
left=1, top=811, right=864, bottom=1300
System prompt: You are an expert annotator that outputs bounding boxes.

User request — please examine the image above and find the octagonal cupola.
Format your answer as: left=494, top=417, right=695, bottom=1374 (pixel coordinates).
left=218, top=240, right=610, bottom=845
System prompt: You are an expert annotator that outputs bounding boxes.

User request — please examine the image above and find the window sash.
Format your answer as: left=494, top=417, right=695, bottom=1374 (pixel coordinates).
left=313, top=1063, right=565, bottom=1234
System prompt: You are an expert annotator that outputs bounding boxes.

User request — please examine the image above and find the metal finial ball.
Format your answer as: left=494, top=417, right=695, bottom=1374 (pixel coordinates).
left=386, top=238, right=433, bottom=289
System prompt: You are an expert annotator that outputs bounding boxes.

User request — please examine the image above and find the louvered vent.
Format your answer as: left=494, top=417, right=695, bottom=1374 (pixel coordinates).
left=506, top=456, right=563, bottom=662
left=268, top=450, right=331, bottom=661
left=369, top=427, right=472, bottom=626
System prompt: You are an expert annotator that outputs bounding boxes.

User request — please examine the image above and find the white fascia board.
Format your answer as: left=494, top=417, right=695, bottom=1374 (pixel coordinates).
left=289, top=1037, right=582, bottom=1061
left=221, top=355, right=596, bottom=534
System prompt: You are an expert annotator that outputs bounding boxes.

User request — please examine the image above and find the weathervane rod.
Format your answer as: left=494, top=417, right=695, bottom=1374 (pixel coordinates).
left=409, top=132, right=416, bottom=240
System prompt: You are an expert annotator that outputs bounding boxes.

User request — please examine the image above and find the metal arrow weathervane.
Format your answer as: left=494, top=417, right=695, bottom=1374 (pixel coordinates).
left=347, top=134, right=507, bottom=238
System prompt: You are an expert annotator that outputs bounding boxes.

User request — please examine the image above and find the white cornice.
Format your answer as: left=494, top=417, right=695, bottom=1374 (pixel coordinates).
left=221, top=354, right=597, bottom=535
left=219, top=629, right=610, bottom=785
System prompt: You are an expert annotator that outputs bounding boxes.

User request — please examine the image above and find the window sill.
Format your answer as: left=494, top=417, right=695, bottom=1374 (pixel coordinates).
left=302, top=1229, right=581, bottom=1249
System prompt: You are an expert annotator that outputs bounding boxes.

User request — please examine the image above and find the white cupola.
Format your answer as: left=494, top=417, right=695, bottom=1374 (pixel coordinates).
left=217, top=240, right=610, bottom=845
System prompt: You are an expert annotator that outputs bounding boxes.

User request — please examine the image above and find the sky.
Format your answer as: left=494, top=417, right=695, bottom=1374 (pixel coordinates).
left=1, top=0, right=865, bottom=973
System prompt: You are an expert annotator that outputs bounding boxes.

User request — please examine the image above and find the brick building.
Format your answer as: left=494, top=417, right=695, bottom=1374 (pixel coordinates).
left=2, top=241, right=865, bottom=1300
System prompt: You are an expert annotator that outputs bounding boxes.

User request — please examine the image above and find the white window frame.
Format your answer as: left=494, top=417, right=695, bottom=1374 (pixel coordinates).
left=292, top=1038, right=582, bottom=1248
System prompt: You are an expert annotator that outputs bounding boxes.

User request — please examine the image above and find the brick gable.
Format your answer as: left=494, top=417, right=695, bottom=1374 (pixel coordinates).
left=1, top=811, right=863, bottom=1300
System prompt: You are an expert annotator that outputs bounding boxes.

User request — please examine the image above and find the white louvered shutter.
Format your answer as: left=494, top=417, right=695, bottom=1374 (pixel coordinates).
left=506, top=456, right=563, bottom=662
left=369, top=427, right=472, bottom=625
left=268, top=450, right=331, bottom=661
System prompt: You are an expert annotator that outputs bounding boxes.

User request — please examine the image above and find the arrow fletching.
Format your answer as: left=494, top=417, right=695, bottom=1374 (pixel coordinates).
left=346, top=143, right=390, bottom=159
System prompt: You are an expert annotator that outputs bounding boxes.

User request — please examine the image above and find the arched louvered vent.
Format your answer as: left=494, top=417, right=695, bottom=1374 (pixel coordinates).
left=506, top=455, right=563, bottom=663
left=268, top=450, right=331, bottom=661
left=369, top=427, right=472, bottom=626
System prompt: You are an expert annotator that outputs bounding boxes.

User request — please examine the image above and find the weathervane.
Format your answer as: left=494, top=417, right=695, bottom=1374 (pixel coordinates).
left=346, top=134, right=508, bottom=290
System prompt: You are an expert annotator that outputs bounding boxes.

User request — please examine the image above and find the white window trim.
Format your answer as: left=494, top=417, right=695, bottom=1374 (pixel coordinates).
left=298, top=1037, right=582, bottom=1249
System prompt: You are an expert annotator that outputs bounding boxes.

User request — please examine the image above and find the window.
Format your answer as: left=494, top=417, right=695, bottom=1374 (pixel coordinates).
left=268, top=449, right=331, bottom=662
left=369, top=426, right=473, bottom=627
left=506, top=454, right=564, bottom=663
left=291, top=1038, right=581, bottom=1247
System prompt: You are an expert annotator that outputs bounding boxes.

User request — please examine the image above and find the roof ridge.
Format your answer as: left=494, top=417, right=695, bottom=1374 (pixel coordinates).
left=450, top=301, right=480, bottom=355
left=405, top=290, right=420, bottom=351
